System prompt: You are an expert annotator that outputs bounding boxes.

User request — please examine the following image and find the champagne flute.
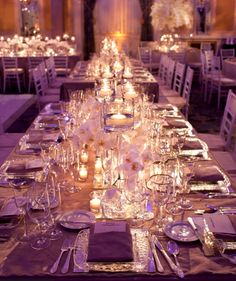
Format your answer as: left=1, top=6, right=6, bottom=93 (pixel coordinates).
left=27, top=182, right=51, bottom=250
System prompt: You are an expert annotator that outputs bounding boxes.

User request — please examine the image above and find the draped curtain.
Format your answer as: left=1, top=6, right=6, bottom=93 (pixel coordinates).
left=84, top=0, right=96, bottom=60
left=93, top=0, right=142, bottom=56
left=139, top=0, right=153, bottom=41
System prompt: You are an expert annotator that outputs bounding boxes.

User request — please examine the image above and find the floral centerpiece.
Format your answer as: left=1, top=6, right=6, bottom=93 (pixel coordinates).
left=151, top=0, right=193, bottom=32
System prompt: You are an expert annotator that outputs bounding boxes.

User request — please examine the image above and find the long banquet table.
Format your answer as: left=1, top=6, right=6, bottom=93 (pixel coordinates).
left=59, top=61, right=159, bottom=102
left=0, top=99, right=236, bottom=281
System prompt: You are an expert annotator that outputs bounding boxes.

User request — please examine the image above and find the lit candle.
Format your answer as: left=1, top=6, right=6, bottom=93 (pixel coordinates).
left=94, top=157, right=103, bottom=173
left=80, top=150, right=89, bottom=164
left=90, top=198, right=101, bottom=213
left=99, top=87, right=112, bottom=97
left=56, top=36, right=61, bottom=41
left=79, top=165, right=88, bottom=180
left=71, top=36, right=75, bottom=42
left=109, top=113, right=127, bottom=125
left=124, top=89, right=138, bottom=99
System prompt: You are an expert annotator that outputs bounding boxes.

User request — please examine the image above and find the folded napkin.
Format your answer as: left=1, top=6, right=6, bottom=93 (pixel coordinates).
left=164, top=119, right=189, bottom=129
left=6, top=159, right=43, bottom=174
left=191, top=165, right=224, bottom=183
left=87, top=221, right=133, bottom=262
left=182, top=139, right=203, bottom=150
left=203, top=214, right=236, bottom=239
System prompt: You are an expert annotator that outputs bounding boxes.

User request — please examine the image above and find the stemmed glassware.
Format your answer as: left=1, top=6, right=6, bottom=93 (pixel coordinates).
left=147, top=173, right=173, bottom=235
left=9, top=178, right=31, bottom=242
left=178, top=162, right=194, bottom=210
left=44, top=174, right=63, bottom=240
left=27, top=181, right=51, bottom=250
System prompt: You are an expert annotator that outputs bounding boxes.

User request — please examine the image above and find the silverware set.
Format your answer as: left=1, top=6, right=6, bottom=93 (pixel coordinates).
left=50, top=238, right=75, bottom=274
left=149, top=234, right=184, bottom=278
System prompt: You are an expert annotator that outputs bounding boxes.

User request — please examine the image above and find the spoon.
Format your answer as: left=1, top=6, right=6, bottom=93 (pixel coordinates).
left=167, top=240, right=184, bottom=277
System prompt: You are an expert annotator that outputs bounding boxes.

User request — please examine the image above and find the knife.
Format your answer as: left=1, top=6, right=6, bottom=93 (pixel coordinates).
left=206, top=192, right=236, bottom=199
left=187, top=217, right=214, bottom=256
left=149, top=235, right=164, bottom=273
left=153, top=236, right=184, bottom=278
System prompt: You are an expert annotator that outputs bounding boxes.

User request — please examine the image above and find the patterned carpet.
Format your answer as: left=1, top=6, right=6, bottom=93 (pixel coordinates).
left=5, top=81, right=225, bottom=134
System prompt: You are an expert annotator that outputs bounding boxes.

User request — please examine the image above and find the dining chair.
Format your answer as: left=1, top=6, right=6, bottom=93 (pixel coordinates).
left=153, top=54, right=169, bottom=86
left=45, top=57, right=68, bottom=88
left=38, top=61, right=60, bottom=96
left=201, top=51, right=222, bottom=104
left=138, top=46, right=152, bottom=71
left=200, top=42, right=212, bottom=52
left=32, top=66, right=60, bottom=111
left=27, top=56, right=45, bottom=93
left=54, top=56, right=70, bottom=77
left=220, top=48, right=235, bottom=68
left=159, top=62, right=186, bottom=99
left=2, top=57, right=25, bottom=93
left=208, top=56, right=236, bottom=109
left=159, top=58, right=176, bottom=96
left=198, top=89, right=236, bottom=151
left=159, top=66, right=194, bottom=119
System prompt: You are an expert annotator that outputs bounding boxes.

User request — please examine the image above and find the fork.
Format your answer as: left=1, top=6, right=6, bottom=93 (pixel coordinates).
left=61, top=238, right=75, bottom=273
left=50, top=238, right=70, bottom=274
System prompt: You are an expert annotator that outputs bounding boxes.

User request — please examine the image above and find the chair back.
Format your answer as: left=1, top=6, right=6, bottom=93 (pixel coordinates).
left=38, top=62, right=48, bottom=90
left=138, top=47, right=151, bottom=66
left=28, top=57, right=44, bottom=70
left=165, top=58, right=176, bottom=88
left=220, top=48, right=235, bottom=60
left=32, top=67, right=44, bottom=98
left=162, top=56, right=170, bottom=84
left=158, top=54, right=168, bottom=81
left=220, top=89, right=236, bottom=149
left=172, top=62, right=186, bottom=95
left=220, top=48, right=235, bottom=68
left=45, top=57, right=57, bottom=85
left=54, top=56, right=69, bottom=76
left=182, top=67, right=194, bottom=105
left=200, top=42, right=212, bottom=52
left=2, top=57, right=18, bottom=71
left=204, top=50, right=214, bottom=73
left=169, top=51, right=185, bottom=63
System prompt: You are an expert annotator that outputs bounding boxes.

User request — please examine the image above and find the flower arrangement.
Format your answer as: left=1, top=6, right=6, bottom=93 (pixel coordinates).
left=151, top=0, right=193, bottom=32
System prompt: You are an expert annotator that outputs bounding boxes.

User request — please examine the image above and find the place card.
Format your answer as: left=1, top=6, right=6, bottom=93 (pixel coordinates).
left=94, top=221, right=126, bottom=234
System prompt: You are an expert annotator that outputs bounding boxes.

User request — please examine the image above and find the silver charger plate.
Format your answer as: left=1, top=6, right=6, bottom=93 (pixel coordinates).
left=164, top=221, right=198, bottom=242
left=59, top=210, right=96, bottom=230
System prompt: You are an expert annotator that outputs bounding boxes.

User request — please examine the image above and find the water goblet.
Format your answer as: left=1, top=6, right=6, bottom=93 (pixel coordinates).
left=27, top=181, right=51, bottom=250
left=147, top=174, right=173, bottom=235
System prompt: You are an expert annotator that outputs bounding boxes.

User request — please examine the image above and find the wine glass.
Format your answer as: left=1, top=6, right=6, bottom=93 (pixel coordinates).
left=179, top=162, right=194, bottom=210
left=44, top=175, right=63, bottom=240
left=9, top=178, right=31, bottom=242
left=27, top=181, right=51, bottom=250
left=147, top=174, right=173, bottom=235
